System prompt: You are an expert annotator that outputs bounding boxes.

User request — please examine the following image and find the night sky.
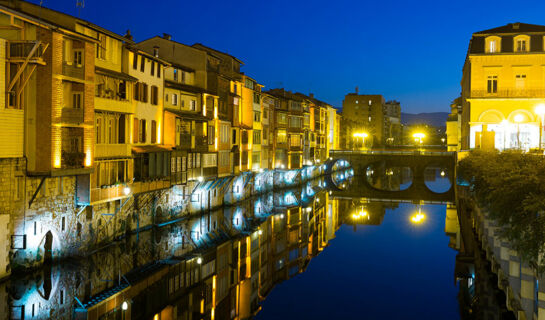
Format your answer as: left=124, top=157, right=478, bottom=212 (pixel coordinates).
left=29, top=0, right=545, bottom=113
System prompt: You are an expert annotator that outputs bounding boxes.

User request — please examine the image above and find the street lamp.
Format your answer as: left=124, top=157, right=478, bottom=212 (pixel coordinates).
left=412, top=133, right=425, bottom=147
left=514, top=114, right=524, bottom=149
left=535, top=104, right=545, bottom=151
left=352, top=132, right=368, bottom=150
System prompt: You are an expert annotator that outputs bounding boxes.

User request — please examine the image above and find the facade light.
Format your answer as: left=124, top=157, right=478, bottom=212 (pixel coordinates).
left=197, top=176, right=204, bottom=182
left=123, top=187, right=131, bottom=196
left=197, top=257, right=202, bottom=264
left=122, top=301, right=129, bottom=311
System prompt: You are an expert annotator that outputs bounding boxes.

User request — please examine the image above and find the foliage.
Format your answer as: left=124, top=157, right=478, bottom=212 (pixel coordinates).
left=458, top=150, right=545, bottom=275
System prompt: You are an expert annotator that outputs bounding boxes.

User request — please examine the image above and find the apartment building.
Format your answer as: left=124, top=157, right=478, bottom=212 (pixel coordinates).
left=457, top=22, right=545, bottom=151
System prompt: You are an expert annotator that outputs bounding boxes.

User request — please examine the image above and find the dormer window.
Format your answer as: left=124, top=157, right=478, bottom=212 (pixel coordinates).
left=514, top=35, right=530, bottom=52
left=485, top=36, right=501, bottom=53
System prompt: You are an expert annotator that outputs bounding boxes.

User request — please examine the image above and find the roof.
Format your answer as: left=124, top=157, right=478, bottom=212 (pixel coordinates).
left=95, top=67, right=138, bottom=82
left=192, top=43, right=244, bottom=64
left=164, top=109, right=209, bottom=122
left=6, top=1, right=131, bottom=43
left=132, top=145, right=172, bottom=154
left=165, top=80, right=211, bottom=94
left=474, top=22, right=545, bottom=35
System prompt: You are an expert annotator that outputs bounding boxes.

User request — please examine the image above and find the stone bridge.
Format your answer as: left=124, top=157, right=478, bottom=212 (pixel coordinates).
left=329, top=150, right=457, bottom=203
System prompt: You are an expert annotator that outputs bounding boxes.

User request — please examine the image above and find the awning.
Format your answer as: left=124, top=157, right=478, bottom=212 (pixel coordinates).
left=208, top=178, right=223, bottom=190
left=132, top=145, right=172, bottom=154
left=198, top=180, right=214, bottom=191
left=165, top=80, right=214, bottom=95
left=95, top=67, right=138, bottom=82
left=165, top=109, right=209, bottom=122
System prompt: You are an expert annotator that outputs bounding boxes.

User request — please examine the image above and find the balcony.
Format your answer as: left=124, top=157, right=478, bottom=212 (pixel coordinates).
left=193, top=135, right=208, bottom=152
left=62, top=151, right=85, bottom=169
left=62, top=62, right=84, bottom=80
left=61, top=107, right=84, bottom=124
left=470, top=89, right=545, bottom=99
left=95, top=144, right=132, bottom=158
left=8, top=41, right=46, bottom=64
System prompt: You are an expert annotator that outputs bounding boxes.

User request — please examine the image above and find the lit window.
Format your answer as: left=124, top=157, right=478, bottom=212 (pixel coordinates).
left=489, top=40, right=496, bottom=53
left=516, top=39, right=528, bottom=52
left=487, top=75, right=498, bottom=93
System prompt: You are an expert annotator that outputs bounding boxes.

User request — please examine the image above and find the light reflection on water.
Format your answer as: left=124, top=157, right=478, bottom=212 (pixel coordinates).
left=0, top=168, right=465, bottom=319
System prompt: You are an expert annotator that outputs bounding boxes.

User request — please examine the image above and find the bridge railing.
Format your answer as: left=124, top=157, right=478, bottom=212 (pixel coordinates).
left=329, top=149, right=456, bottom=156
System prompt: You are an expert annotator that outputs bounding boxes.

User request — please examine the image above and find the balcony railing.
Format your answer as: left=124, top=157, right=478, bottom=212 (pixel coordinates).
left=62, top=62, right=84, bottom=79
left=61, top=107, right=84, bottom=123
left=62, top=151, right=85, bottom=168
left=471, top=89, right=545, bottom=98
left=8, top=41, right=45, bottom=61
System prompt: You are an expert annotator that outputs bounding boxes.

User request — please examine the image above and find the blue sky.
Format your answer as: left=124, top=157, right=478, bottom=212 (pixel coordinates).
left=30, top=0, right=545, bottom=113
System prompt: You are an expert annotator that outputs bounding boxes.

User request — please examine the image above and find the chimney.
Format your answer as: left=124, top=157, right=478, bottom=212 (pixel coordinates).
left=163, top=33, right=172, bottom=40
left=513, top=22, right=520, bottom=30
left=355, top=86, right=359, bottom=94
left=309, top=93, right=314, bottom=99
left=124, top=29, right=133, bottom=41
left=153, top=46, right=159, bottom=58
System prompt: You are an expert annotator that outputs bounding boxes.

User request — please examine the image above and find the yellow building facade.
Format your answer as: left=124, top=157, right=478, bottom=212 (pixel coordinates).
left=460, top=23, right=545, bottom=151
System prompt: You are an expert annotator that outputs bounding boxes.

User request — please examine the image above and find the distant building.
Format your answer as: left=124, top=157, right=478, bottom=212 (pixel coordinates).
left=342, top=89, right=402, bottom=147
left=458, top=22, right=545, bottom=151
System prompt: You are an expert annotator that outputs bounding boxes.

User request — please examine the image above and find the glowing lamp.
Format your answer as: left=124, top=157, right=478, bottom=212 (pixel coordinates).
left=197, top=257, right=202, bottom=264
left=123, top=187, right=131, bottom=196
left=535, top=104, right=545, bottom=116
left=197, top=176, right=204, bottom=182
left=122, top=301, right=129, bottom=311
left=514, top=114, right=524, bottom=123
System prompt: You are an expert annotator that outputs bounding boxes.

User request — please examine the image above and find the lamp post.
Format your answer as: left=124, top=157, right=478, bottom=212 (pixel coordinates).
left=412, top=133, right=425, bottom=150
left=514, top=114, right=524, bottom=149
left=535, top=104, right=545, bottom=151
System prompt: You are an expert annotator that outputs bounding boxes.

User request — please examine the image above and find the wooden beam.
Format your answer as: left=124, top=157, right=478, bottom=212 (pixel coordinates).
left=7, top=41, right=41, bottom=92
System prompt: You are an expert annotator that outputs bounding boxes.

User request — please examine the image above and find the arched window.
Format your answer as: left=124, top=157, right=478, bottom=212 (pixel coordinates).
left=514, top=35, right=530, bottom=52
left=485, top=36, right=501, bottom=53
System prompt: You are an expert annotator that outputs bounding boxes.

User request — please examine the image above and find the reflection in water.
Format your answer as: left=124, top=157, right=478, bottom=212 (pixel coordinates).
left=424, top=166, right=452, bottom=193
left=0, top=167, right=499, bottom=319
left=366, top=162, right=413, bottom=191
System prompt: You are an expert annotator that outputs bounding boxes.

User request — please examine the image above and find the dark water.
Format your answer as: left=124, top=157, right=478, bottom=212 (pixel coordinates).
left=1, top=165, right=466, bottom=320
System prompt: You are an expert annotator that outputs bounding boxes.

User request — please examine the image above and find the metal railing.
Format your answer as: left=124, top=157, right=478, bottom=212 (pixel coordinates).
left=471, top=89, right=545, bottom=98
left=61, top=107, right=84, bottom=123
left=330, top=149, right=455, bottom=156
left=62, top=62, right=85, bottom=79
left=8, top=41, right=45, bottom=60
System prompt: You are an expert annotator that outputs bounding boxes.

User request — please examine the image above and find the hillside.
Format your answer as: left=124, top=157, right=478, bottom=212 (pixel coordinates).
left=401, top=112, right=449, bottom=127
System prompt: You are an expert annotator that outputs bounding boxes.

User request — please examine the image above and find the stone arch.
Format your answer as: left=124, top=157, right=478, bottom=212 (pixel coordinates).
left=507, top=109, right=536, bottom=123
left=478, top=109, right=505, bottom=123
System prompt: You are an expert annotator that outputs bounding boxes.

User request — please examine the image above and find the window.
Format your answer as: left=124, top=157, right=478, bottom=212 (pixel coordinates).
left=165, top=93, right=169, bottom=103
left=208, top=125, right=215, bottom=145
left=241, top=130, right=248, bottom=144
left=157, top=65, right=161, bottom=78
left=151, top=86, right=158, bottom=105
left=173, top=69, right=178, bottom=81
left=277, top=130, right=287, bottom=143
left=489, top=40, right=497, bottom=53
left=72, top=92, right=82, bottom=109
left=289, top=116, right=302, bottom=128
left=221, top=124, right=230, bottom=143
left=516, top=39, right=528, bottom=52
left=97, top=34, right=106, bottom=60
left=142, top=83, right=148, bottom=103
left=515, top=74, right=526, bottom=89
left=290, top=134, right=301, bottom=147
left=232, top=129, right=237, bottom=144
left=253, top=130, right=261, bottom=144
left=151, top=120, right=157, bottom=143
left=133, top=53, right=138, bottom=69
left=263, top=109, right=268, bottom=119
left=277, top=113, right=287, bottom=125
left=181, top=71, right=186, bottom=83
left=254, top=111, right=261, bottom=122
left=96, top=118, right=102, bottom=144
left=173, top=94, right=178, bottom=106
left=254, top=92, right=260, bottom=104
left=140, top=57, right=145, bottom=72
left=487, top=75, right=498, bottom=93
left=133, top=118, right=139, bottom=143
left=73, top=50, right=83, bottom=67
left=118, top=81, right=127, bottom=100
left=190, top=100, right=196, bottom=111
left=139, top=119, right=146, bottom=143
left=219, top=151, right=229, bottom=166
left=151, top=61, right=155, bottom=76
left=134, top=82, right=140, bottom=101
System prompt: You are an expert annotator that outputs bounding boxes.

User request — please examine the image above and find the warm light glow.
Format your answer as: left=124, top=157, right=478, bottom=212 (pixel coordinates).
left=121, top=301, right=128, bottom=311
left=197, top=176, right=203, bottom=182
left=123, top=187, right=131, bottom=196
left=258, top=229, right=263, bottom=235
left=280, top=213, right=285, bottom=219
left=197, top=257, right=202, bottom=264
left=351, top=209, right=368, bottom=220
left=353, top=132, right=368, bottom=138
left=514, top=114, right=524, bottom=123
left=412, top=132, right=425, bottom=139
left=440, top=170, right=445, bottom=177
left=410, top=213, right=426, bottom=224
left=85, top=150, right=92, bottom=167
left=535, top=104, right=545, bottom=116
left=154, top=314, right=159, bottom=320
